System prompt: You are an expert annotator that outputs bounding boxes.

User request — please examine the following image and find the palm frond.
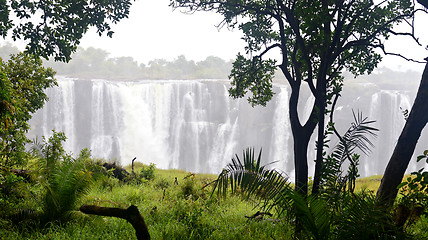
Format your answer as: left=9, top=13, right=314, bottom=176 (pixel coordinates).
left=331, top=110, right=378, bottom=162
left=322, top=110, right=378, bottom=193
left=42, top=158, right=92, bottom=223
left=210, top=147, right=292, bottom=214
left=30, top=137, right=44, bottom=157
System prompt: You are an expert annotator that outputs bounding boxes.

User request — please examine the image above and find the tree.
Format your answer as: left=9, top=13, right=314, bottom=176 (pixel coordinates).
left=170, top=0, right=425, bottom=195
left=0, top=0, right=133, bottom=166
left=45, top=47, right=112, bottom=77
left=195, top=56, right=232, bottom=79
left=0, top=53, right=56, bottom=169
left=165, top=55, right=198, bottom=79
left=0, top=0, right=132, bottom=62
left=375, top=0, right=428, bottom=207
left=418, top=0, right=428, bottom=8
left=377, top=59, right=428, bottom=206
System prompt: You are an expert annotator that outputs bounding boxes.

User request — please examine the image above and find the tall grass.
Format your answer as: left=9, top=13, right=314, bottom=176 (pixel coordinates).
left=2, top=154, right=427, bottom=239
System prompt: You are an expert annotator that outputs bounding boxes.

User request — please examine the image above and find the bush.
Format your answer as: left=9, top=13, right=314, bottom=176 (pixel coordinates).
left=154, top=178, right=170, bottom=190
left=140, top=163, right=156, bottom=181
left=32, top=132, right=92, bottom=224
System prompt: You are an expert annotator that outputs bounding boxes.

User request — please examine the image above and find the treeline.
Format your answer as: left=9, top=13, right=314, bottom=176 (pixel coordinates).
left=0, top=43, right=421, bottom=85
left=0, top=43, right=233, bottom=80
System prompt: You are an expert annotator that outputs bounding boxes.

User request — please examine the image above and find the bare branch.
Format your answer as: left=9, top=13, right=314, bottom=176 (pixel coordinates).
left=378, top=47, right=427, bottom=63
left=387, top=29, right=422, bottom=46
left=340, top=9, right=422, bottom=59
left=257, top=43, right=282, bottom=58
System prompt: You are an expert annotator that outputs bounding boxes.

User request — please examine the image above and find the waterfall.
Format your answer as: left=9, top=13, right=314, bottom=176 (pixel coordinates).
left=32, top=79, right=76, bottom=151
left=362, top=90, right=417, bottom=176
left=269, top=87, right=293, bottom=175
left=28, top=77, right=428, bottom=177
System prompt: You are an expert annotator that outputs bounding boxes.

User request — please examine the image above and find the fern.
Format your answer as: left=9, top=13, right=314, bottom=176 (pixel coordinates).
left=32, top=131, right=92, bottom=223
left=290, top=193, right=330, bottom=240
left=334, top=192, right=404, bottom=240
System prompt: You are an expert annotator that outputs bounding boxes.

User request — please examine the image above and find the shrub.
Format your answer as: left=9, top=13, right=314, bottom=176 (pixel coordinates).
left=396, top=149, right=428, bottom=230
left=32, top=131, right=92, bottom=224
left=154, top=178, right=170, bottom=190
left=140, top=163, right=156, bottom=181
left=181, top=174, right=197, bottom=199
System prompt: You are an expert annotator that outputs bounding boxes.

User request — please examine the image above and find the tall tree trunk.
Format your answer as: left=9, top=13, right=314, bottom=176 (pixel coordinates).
left=312, top=77, right=328, bottom=194
left=377, top=60, right=428, bottom=206
left=289, top=97, right=319, bottom=195
left=312, top=0, right=331, bottom=195
left=312, top=103, right=325, bottom=194
left=289, top=84, right=317, bottom=196
left=293, top=130, right=311, bottom=195
left=417, top=0, right=428, bottom=8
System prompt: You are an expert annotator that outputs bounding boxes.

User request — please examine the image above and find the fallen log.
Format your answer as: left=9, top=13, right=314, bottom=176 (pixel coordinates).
left=245, top=211, right=273, bottom=221
left=102, top=162, right=129, bottom=181
left=11, top=169, right=31, bottom=181
left=80, top=204, right=150, bottom=240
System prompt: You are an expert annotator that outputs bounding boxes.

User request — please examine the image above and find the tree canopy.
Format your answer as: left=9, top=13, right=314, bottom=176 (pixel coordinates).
left=0, top=0, right=132, bottom=62
left=41, top=47, right=233, bottom=80
left=0, top=53, right=56, bottom=168
left=170, top=0, right=428, bottom=194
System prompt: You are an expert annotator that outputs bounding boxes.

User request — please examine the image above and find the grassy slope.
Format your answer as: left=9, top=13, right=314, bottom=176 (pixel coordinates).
left=1, top=165, right=292, bottom=240
left=355, top=174, right=383, bottom=192
left=0, top=164, right=424, bottom=240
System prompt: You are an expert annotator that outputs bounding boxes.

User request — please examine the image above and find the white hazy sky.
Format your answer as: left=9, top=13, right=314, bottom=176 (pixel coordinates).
left=79, top=0, right=428, bottom=73
left=80, top=0, right=246, bottom=64
left=7, top=0, right=428, bottom=73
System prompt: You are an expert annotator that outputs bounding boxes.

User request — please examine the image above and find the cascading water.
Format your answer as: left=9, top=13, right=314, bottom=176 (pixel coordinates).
left=362, top=90, right=416, bottom=176
left=29, top=78, right=289, bottom=175
left=29, top=77, right=428, bottom=177
left=34, top=79, right=76, bottom=152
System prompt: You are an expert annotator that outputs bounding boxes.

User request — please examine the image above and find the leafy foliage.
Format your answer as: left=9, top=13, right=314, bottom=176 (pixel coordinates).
left=228, top=54, right=276, bottom=106
left=139, top=163, right=156, bottom=181
left=292, top=193, right=332, bottom=240
left=31, top=131, right=92, bottom=224
left=210, top=147, right=405, bottom=239
left=171, top=0, right=418, bottom=101
left=321, top=111, right=378, bottom=193
left=0, top=171, right=31, bottom=218
left=397, top=149, right=428, bottom=228
left=210, top=148, right=292, bottom=215
left=332, top=192, right=404, bottom=240
left=0, top=0, right=132, bottom=61
left=0, top=53, right=56, bottom=169
left=171, top=0, right=424, bottom=194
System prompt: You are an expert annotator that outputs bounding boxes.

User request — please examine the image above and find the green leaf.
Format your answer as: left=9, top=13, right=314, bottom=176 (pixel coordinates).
left=397, top=182, right=407, bottom=189
left=417, top=155, right=426, bottom=162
